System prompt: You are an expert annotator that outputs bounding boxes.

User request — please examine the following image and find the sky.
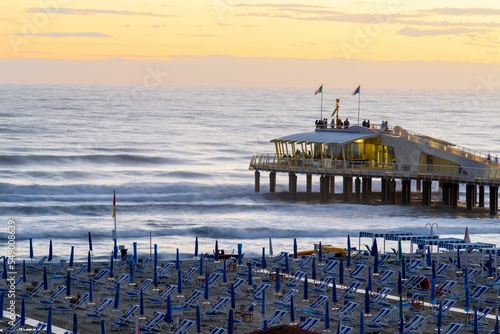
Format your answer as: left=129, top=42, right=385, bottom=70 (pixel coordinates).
left=1, top=0, right=500, bottom=89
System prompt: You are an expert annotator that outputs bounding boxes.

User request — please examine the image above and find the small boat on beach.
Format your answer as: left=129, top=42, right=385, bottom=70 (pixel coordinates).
left=206, top=249, right=242, bottom=260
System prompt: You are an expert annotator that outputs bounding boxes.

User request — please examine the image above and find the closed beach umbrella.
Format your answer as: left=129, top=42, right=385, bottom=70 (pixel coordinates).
left=87, top=251, right=92, bottom=274
left=46, top=306, right=52, bottom=334
left=261, top=291, right=266, bottom=315
left=230, top=283, right=235, bottom=309
left=43, top=266, right=48, bottom=290
left=21, top=298, right=26, bottom=327
left=100, top=319, right=106, bottom=334
left=153, top=245, right=157, bottom=287
left=373, top=246, right=379, bottom=274
left=88, top=232, right=93, bottom=252
left=318, top=241, right=323, bottom=263
left=284, top=252, right=290, bottom=274
left=426, top=246, right=432, bottom=267
left=465, top=282, right=470, bottom=313
left=199, top=254, right=204, bottom=275
left=194, top=236, right=199, bottom=258
left=129, top=257, right=134, bottom=284
left=247, top=262, right=252, bottom=286
left=332, top=277, right=338, bottom=303
left=325, top=300, right=330, bottom=329
left=66, top=270, right=71, bottom=297
left=196, top=304, right=201, bottom=333
left=204, top=273, right=209, bottom=301
left=113, top=239, right=118, bottom=260
left=311, top=256, right=317, bottom=281
left=303, top=273, right=308, bottom=301
left=269, top=236, right=273, bottom=257
left=371, top=238, right=378, bottom=257
left=364, top=286, right=370, bottom=315
left=398, top=271, right=403, bottom=334
left=339, top=260, right=344, bottom=285
left=0, top=292, right=3, bottom=318
left=437, top=300, right=442, bottom=334
left=2, top=257, right=7, bottom=279
left=228, top=309, right=234, bottom=334
left=367, top=267, right=372, bottom=291
left=430, top=278, right=436, bottom=306
left=237, top=244, right=243, bottom=266
left=140, top=289, right=144, bottom=315
left=177, top=269, right=182, bottom=295
left=347, top=235, right=351, bottom=268
left=22, top=260, right=27, bottom=282
left=293, top=238, right=298, bottom=259
left=359, top=309, right=364, bottom=334
left=176, top=248, right=180, bottom=270
left=401, top=257, right=406, bottom=280
left=48, top=240, right=53, bottom=262
left=133, top=242, right=137, bottom=263
left=275, top=268, right=280, bottom=293
left=474, top=308, right=478, bottom=334
left=456, top=248, right=461, bottom=270
left=69, top=246, right=74, bottom=268
left=89, top=277, right=94, bottom=303
left=113, top=282, right=120, bottom=310
left=165, top=295, right=173, bottom=324
left=432, top=260, right=436, bottom=280
left=261, top=247, right=267, bottom=269
left=72, top=312, right=78, bottom=334
left=222, top=260, right=227, bottom=283
left=215, top=240, right=219, bottom=262
left=494, top=313, right=499, bottom=334
left=398, top=238, right=403, bottom=263
left=290, top=294, right=295, bottom=323
left=29, top=238, right=34, bottom=262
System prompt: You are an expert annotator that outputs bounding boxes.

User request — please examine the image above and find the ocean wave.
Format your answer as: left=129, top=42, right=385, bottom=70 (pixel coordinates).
left=0, top=154, right=175, bottom=166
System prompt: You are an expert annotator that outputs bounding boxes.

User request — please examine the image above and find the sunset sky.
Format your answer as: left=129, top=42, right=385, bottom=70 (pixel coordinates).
left=1, top=1, right=500, bottom=88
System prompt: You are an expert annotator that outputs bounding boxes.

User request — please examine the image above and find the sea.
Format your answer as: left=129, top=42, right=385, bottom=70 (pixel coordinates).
left=1, top=84, right=500, bottom=263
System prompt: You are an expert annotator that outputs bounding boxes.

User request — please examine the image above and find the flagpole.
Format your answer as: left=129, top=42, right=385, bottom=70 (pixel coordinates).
left=320, top=89, right=323, bottom=120
left=357, top=90, right=361, bottom=125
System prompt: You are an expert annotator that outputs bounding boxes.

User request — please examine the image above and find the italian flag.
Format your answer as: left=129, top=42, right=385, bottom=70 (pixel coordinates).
left=314, top=84, right=323, bottom=95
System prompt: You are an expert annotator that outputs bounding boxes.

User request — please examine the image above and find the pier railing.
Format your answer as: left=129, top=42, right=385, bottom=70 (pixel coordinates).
left=249, top=154, right=500, bottom=186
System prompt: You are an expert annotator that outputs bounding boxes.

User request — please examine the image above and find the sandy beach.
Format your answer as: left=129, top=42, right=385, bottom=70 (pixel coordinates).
left=2, top=245, right=500, bottom=334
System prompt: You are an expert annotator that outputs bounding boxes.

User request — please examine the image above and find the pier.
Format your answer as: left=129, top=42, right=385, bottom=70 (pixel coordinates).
left=249, top=125, right=500, bottom=215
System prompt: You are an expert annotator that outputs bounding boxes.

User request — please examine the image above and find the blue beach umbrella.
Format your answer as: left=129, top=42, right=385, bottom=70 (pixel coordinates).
left=43, top=266, right=48, bottom=290
left=397, top=238, right=403, bottom=262
left=29, top=238, right=34, bottom=262
left=398, top=271, right=403, bottom=334
left=247, top=262, right=253, bottom=286
left=432, top=260, right=436, bottom=280
left=367, top=266, right=372, bottom=292
left=88, top=232, right=93, bottom=252
left=0, top=292, right=3, bottom=319
left=237, top=244, right=243, bottom=266
left=269, top=236, right=274, bottom=257
left=22, top=260, right=26, bottom=282
left=196, top=304, right=201, bottom=333
left=133, top=242, right=137, bottom=263
left=373, top=247, right=379, bottom=274
left=293, top=238, right=298, bottom=259
left=113, top=282, right=120, bottom=310
left=113, top=239, right=118, bottom=260
left=100, top=319, right=106, bottom=334
left=129, top=257, right=134, bottom=284
left=465, top=282, right=470, bottom=313
left=69, top=246, right=74, bottom=268
left=426, top=246, right=432, bottom=267
left=456, top=248, right=461, bottom=270
left=261, top=247, right=267, bottom=269
left=176, top=248, right=180, bottom=270
left=228, top=309, right=234, bottom=334
left=474, top=308, right=478, bottom=334
left=21, top=297, right=26, bottom=327
left=401, top=257, right=406, bottom=280
left=364, top=286, right=370, bottom=315
left=87, top=251, right=92, bottom=274
left=437, top=300, right=442, bottom=334
left=73, top=312, right=78, bottom=334
left=430, top=278, right=436, bottom=306
left=165, top=295, right=173, bottom=324
left=47, top=306, right=52, bottom=334
left=204, top=273, right=209, bottom=301
left=66, top=270, right=71, bottom=297
left=325, top=300, right=330, bottom=329
left=48, top=240, right=53, bottom=262
left=371, top=238, right=378, bottom=257
left=303, top=273, right=309, bottom=300
left=261, top=290, right=266, bottom=315
left=339, top=259, right=344, bottom=285
left=284, top=252, right=290, bottom=274
left=2, top=257, right=7, bottom=279
left=89, top=277, right=94, bottom=303
left=199, top=254, right=204, bottom=275
left=140, top=289, right=144, bottom=316
left=177, top=269, right=182, bottom=295
left=230, top=283, right=235, bottom=309
left=347, top=235, right=351, bottom=268
left=109, top=254, right=114, bottom=279
left=311, top=256, right=317, bottom=281
left=494, top=313, right=499, bottom=334
left=290, top=294, right=295, bottom=323
left=275, top=268, right=280, bottom=293
left=318, top=241, right=323, bottom=263
left=359, top=309, right=364, bottom=334
left=194, top=236, right=199, bottom=258
left=332, top=277, right=338, bottom=303
left=215, top=240, right=219, bottom=262
left=222, top=260, right=227, bottom=283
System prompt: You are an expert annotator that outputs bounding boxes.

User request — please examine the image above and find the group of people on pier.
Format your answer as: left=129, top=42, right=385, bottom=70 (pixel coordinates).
left=315, top=118, right=351, bottom=129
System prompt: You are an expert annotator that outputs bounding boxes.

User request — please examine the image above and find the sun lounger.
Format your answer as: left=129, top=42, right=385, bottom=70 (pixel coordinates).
left=157, top=262, right=175, bottom=281
left=260, top=309, right=287, bottom=329
left=335, top=325, right=353, bottom=334
left=203, top=297, right=230, bottom=320
left=332, top=301, right=359, bottom=322
left=311, top=276, right=334, bottom=294
left=110, top=304, right=139, bottom=330
left=322, top=259, right=340, bottom=276
left=38, top=285, right=67, bottom=308
left=402, top=314, right=426, bottom=334
left=181, top=267, right=198, bottom=284
left=140, top=311, right=165, bottom=332
left=430, top=299, right=456, bottom=318
left=284, top=270, right=306, bottom=287
left=4, top=317, right=22, bottom=334
left=364, top=307, right=392, bottom=332
left=469, top=284, right=489, bottom=302
left=436, top=280, right=456, bottom=296
left=205, top=272, right=222, bottom=287
left=376, top=269, right=397, bottom=287
left=371, top=287, right=393, bottom=307
left=84, top=298, right=114, bottom=322
left=210, top=327, right=227, bottom=334
left=71, top=263, right=88, bottom=278
left=27, top=322, right=47, bottom=334
left=298, top=255, right=315, bottom=271
left=27, top=256, right=47, bottom=272
left=404, top=275, right=426, bottom=291
left=169, top=318, right=195, bottom=334
left=465, top=306, right=492, bottom=330
left=49, top=259, right=67, bottom=274
left=272, top=288, right=298, bottom=308
left=298, top=294, right=328, bottom=317
left=147, top=284, right=177, bottom=308
left=249, top=283, right=270, bottom=301
left=104, top=273, right=129, bottom=294
left=180, top=289, right=203, bottom=311
left=224, top=277, right=245, bottom=296
left=124, top=278, right=152, bottom=300
left=348, top=263, right=366, bottom=281
left=298, top=317, right=320, bottom=331
left=442, top=322, right=462, bottom=334
left=341, top=281, right=362, bottom=301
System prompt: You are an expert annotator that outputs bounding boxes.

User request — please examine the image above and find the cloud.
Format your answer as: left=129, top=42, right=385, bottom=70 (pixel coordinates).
left=398, top=26, right=490, bottom=37
left=26, top=8, right=174, bottom=17
left=425, top=7, right=500, bottom=16
left=6, top=32, right=111, bottom=38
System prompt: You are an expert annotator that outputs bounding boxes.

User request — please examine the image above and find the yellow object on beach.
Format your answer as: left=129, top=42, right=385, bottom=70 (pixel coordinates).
left=297, top=245, right=348, bottom=257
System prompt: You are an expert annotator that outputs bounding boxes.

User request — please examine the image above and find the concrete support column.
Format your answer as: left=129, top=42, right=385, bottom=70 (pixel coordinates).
left=254, top=171, right=260, bottom=193
left=422, top=180, right=432, bottom=206
left=362, top=178, right=369, bottom=201
left=320, top=176, right=326, bottom=203
left=416, top=179, right=422, bottom=192
left=381, top=178, right=388, bottom=202
left=330, top=176, right=335, bottom=195
left=355, top=177, right=361, bottom=203
left=289, top=173, right=297, bottom=200
left=324, top=176, right=330, bottom=201
left=401, top=179, right=411, bottom=204
left=343, top=176, right=351, bottom=202
left=490, top=186, right=498, bottom=215
left=306, top=174, right=312, bottom=193
left=442, top=183, right=450, bottom=206
left=389, top=179, right=396, bottom=205
left=466, top=184, right=474, bottom=210
left=451, top=183, right=458, bottom=209
left=269, top=172, right=276, bottom=193
left=479, top=186, right=485, bottom=207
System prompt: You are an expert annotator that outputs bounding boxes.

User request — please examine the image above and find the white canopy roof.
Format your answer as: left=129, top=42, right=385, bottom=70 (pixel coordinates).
left=271, top=130, right=378, bottom=145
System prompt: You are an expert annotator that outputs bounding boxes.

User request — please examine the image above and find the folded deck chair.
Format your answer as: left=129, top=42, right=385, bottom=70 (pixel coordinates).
left=371, top=287, right=393, bottom=307
left=322, top=259, right=340, bottom=276
left=124, top=278, right=152, bottom=300
left=249, top=283, right=270, bottom=301
left=402, top=314, right=426, bottom=334
left=224, top=277, right=245, bottom=296
left=442, top=322, right=462, bottom=334
left=27, top=256, right=47, bottom=272
left=298, top=294, right=328, bottom=316
left=332, top=301, right=359, bottom=322
left=180, top=289, right=203, bottom=310
left=285, top=270, right=306, bottom=287
left=298, top=317, right=320, bottom=331
left=38, top=285, right=67, bottom=308
left=110, top=304, right=139, bottom=330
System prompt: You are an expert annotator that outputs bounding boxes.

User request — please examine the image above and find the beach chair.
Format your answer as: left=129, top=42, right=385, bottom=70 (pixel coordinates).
left=84, top=298, right=114, bottom=322
left=298, top=317, right=320, bottom=331
left=249, top=283, right=270, bottom=301
left=104, top=273, right=130, bottom=294
left=348, top=263, right=367, bottom=281
left=13, top=275, right=25, bottom=290
left=469, top=284, right=489, bottom=302
left=203, top=296, right=230, bottom=320
left=169, top=318, right=195, bottom=334
left=135, top=258, right=153, bottom=277
left=27, top=256, right=47, bottom=272
left=71, top=263, right=88, bottom=278
left=376, top=269, right=397, bottom=287
left=436, top=279, right=457, bottom=296
left=260, top=309, right=287, bottom=329
left=78, top=268, right=109, bottom=287
left=147, top=284, right=177, bottom=308
left=298, top=255, right=315, bottom=270
left=298, top=294, right=329, bottom=316
left=466, top=306, right=492, bottom=330
left=205, top=272, right=222, bottom=287
left=272, top=251, right=288, bottom=266
left=332, top=301, right=359, bottom=322
left=38, top=285, right=67, bottom=308
left=322, top=259, right=340, bottom=276
left=181, top=267, right=198, bottom=284
left=442, top=322, right=463, bottom=334
left=405, top=258, right=423, bottom=273
left=27, top=322, right=47, bottom=334
left=209, top=327, right=227, bottom=334
left=425, top=262, right=450, bottom=281
left=124, top=278, right=152, bottom=300
left=371, top=287, right=393, bottom=307
left=180, top=289, right=203, bottom=311
left=272, top=288, right=298, bottom=308
left=261, top=265, right=280, bottom=282
left=284, top=270, right=306, bottom=287
left=404, top=275, right=426, bottom=291
left=341, top=280, right=362, bottom=301
left=110, top=304, right=139, bottom=330
left=117, top=254, right=131, bottom=266
left=157, top=262, right=175, bottom=281
left=224, top=277, right=245, bottom=296
left=4, top=317, right=22, bottom=334
left=28, top=282, right=47, bottom=297
left=364, top=307, right=392, bottom=332
left=311, top=276, right=334, bottom=294
left=335, top=325, right=353, bottom=334
left=217, top=257, right=236, bottom=272
left=430, top=299, right=456, bottom=318
left=402, top=314, right=426, bottom=334
left=69, top=292, right=90, bottom=310
left=377, top=253, right=391, bottom=269
left=50, top=259, right=67, bottom=274
left=140, top=311, right=165, bottom=332
left=462, top=267, right=480, bottom=284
